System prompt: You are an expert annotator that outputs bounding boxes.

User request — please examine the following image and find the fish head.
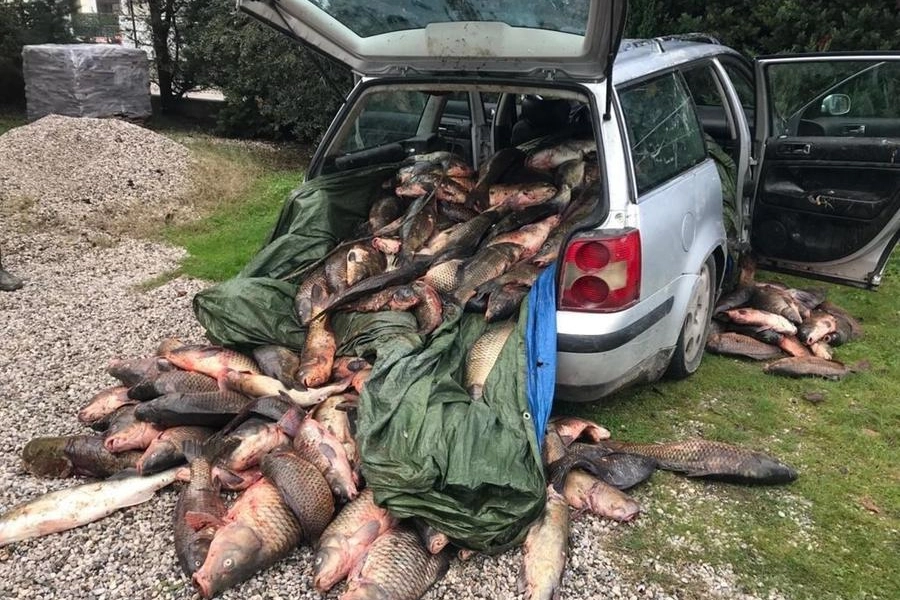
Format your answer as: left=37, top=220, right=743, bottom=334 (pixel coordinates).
left=528, top=182, right=559, bottom=202
left=21, top=436, right=73, bottom=478
left=136, top=439, right=179, bottom=475
left=591, top=489, right=641, bottom=522
left=182, top=531, right=215, bottom=576
left=371, top=237, right=401, bottom=255
left=212, top=465, right=262, bottom=491
left=312, top=543, right=349, bottom=591
left=192, top=524, right=262, bottom=598
left=388, top=286, right=420, bottom=310
left=799, top=313, right=836, bottom=345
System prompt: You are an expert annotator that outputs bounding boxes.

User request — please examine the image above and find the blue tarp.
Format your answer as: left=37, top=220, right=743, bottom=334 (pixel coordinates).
left=525, top=263, right=557, bottom=448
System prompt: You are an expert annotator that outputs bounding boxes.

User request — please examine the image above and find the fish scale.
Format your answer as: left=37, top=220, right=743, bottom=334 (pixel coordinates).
left=128, top=370, right=218, bottom=401
left=342, top=527, right=449, bottom=600
left=164, top=345, right=261, bottom=379
left=133, top=390, right=253, bottom=427
left=193, top=479, right=302, bottom=597
left=174, top=450, right=226, bottom=576
left=465, top=321, right=516, bottom=400
left=705, top=332, right=784, bottom=360
left=228, top=480, right=302, bottom=550
left=453, top=242, right=524, bottom=304
left=314, top=489, right=397, bottom=592
left=294, top=416, right=358, bottom=501
left=423, top=259, right=464, bottom=293
left=260, top=450, right=334, bottom=541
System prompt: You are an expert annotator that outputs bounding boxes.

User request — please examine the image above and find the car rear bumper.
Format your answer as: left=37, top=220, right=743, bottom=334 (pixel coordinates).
left=554, top=273, right=701, bottom=401
left=557, top=296, right=674, bottom=353
left=555, top=346, right=674, bottom=402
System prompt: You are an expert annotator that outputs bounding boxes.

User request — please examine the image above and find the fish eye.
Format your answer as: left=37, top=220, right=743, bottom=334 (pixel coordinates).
left=314, top=557, right=322, bottom=565
left=223, top=558, right=234, bottom=569
left=194, top=559, right=202, bottom=567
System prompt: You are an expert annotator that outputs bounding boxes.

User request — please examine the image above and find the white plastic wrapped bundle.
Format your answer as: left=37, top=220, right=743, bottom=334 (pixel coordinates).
left=22, top=44, right=152, bottom=121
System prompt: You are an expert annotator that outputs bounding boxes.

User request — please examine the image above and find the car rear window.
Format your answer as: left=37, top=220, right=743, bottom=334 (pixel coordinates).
left=306, top=0, right=590, bottom=38
left=619, top=72, right=707, bottom=194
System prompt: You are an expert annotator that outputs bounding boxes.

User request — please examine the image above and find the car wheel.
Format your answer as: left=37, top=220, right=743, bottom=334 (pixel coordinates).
left=666, top=256, right=716, bottom=380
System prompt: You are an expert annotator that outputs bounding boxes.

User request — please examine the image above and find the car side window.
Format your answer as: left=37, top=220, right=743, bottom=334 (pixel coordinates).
left=766, top=60, right=900, bottom=137
left=721, top=63, right=754, bottom=111
left=339, top=91, right=428, bottom=153
left=619, top=72, right=708, bottom=194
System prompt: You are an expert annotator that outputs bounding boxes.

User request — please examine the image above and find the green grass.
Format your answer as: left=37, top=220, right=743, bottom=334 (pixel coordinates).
left=0, top=109, right=26, bottom=135
left=163, top=171, right=300, bottom=281
left=148, top=129, right=309, bottom=283
left=559, top=256, right=900, bottom=600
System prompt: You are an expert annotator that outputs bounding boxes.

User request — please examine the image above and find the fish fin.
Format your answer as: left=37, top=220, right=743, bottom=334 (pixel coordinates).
left=202, top=435, right=241, bottom=463
left=570, top=506, right=588, bottom=521
left=184, top=511, right=224, bottom=532
left=216, top=369, right=232, bottom=393
left=348, top=520, right=382, bottom=547
left=318, top=443, right=338, bottom=461
left=275, top=407, right=305, bottom=438
left=546, top=456, right=577, bottom=493
left=682, top=469, right=717, bottom=478
left=182, top=440, right=202, bottom=463
left=106, top=467, right=140, bottom=481
left=516, top=564, right=528, bottom=595
left=331, top=395, right=360, bottom=413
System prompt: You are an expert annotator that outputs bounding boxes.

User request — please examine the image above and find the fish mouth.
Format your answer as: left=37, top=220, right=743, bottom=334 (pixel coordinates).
left=192, top=571, right=213, bottom=598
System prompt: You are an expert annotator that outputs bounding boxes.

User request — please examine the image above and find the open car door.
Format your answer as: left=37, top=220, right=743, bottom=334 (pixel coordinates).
left=750, top=53, right=900, bottom=288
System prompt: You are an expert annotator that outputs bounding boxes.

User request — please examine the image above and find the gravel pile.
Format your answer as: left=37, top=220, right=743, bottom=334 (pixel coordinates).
left=0, top=115, right=193, bottom=236
left=0, top=125, right=778, bottom=598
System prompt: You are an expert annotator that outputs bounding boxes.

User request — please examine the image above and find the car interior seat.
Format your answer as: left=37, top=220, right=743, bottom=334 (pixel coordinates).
left=510, top=95, right=572, bottom=146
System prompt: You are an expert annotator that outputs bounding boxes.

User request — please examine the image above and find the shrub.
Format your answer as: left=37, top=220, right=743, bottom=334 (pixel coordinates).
left=186, top=0, right=351, bottom=143
left=0, top=0, right=76, bottom=106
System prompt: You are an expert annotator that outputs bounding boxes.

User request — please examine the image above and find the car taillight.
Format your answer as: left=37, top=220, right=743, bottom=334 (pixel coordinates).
left=559, top=230, right=641, bottom=312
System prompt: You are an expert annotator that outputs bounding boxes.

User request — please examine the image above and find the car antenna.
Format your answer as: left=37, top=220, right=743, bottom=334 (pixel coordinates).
left=268, top=0, right=349, bottom=105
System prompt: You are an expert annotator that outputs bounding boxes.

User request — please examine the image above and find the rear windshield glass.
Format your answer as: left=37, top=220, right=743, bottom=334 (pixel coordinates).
left=309, top=0, right=590, bottom=38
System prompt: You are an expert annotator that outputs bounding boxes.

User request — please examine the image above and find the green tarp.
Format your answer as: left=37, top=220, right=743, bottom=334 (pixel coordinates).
left=193, top=167, right=546, bottom=551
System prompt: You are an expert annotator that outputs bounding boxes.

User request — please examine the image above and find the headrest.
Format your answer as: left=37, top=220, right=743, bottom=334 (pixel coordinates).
left=521, top=95, right=571, bottom=128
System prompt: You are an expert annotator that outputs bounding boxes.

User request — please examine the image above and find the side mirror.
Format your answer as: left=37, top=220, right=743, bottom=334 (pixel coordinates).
left=821, top=94, right=851, bottom=116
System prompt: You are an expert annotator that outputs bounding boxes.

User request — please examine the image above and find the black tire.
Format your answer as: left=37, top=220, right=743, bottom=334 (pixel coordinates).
left=666, top=256, right=716, bottom=380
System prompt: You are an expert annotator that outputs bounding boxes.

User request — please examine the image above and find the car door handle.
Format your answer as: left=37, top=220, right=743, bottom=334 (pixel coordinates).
left=843, top=124, right=866, bottom=135
left=778, top=143, right=811, bottom=155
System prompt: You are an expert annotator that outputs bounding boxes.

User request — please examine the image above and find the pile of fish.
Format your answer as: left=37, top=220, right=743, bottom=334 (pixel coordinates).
left=707, top=257, right=864, bottom=379
left=289, top=141, right=600, bottom=379
left=3, top=337, right=799, bottom=599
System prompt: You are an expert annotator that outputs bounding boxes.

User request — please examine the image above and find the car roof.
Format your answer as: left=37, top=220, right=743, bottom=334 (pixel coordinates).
left=613, top=35, right=744, bottom=86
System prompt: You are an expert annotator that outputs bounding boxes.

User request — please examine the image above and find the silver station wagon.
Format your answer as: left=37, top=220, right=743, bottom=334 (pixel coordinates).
left=239, top=0, right=900, bottom=401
